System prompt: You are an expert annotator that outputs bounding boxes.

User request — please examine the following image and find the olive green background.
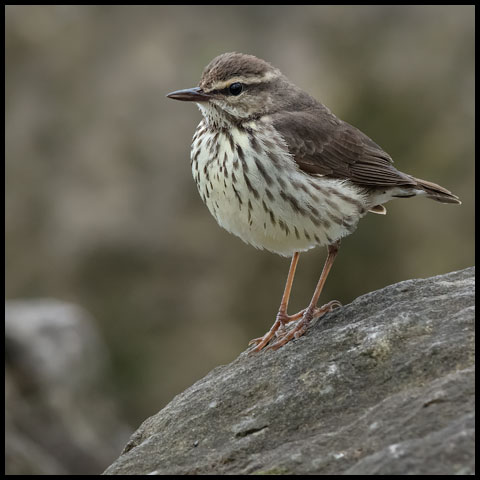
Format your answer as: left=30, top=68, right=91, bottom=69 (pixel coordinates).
left=6, top=5, right=474, bottom=426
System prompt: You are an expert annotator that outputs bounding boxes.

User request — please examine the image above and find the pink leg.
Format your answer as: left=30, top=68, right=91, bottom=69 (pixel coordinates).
left=268, top=241, right=341, bottom=350
left=249, top=252, right=301, bottom=352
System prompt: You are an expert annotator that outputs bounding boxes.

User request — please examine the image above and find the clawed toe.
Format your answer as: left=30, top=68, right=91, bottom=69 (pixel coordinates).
left=312, top=299, right=342, bottom=317
left=247, top=309, right=307, bottom=353
left=260, top=300, right=341, bottom=351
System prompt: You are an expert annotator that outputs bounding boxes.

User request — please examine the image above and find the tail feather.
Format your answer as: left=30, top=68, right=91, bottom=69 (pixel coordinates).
left=413, top=177, right=461, bottom=205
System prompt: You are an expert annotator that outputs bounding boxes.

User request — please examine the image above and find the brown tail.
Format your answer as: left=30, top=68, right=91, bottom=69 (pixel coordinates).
left=413, top=177, right=461, bottom=205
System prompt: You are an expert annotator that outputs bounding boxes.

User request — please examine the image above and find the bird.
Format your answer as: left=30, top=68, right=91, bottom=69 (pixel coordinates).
left=166, top=52, right=461, bottom=352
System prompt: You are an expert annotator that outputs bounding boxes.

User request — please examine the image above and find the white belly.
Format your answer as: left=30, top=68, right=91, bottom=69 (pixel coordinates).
left=191, top=121, right=368, bottom=256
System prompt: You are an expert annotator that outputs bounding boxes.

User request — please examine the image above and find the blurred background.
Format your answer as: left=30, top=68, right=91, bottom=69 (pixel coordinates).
left=5, top=5, right=474, bottom=474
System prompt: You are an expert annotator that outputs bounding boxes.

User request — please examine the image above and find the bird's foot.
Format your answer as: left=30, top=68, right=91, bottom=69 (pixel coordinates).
left=266, top=300, right=341, bottom=351
left=248, top=309, right=306, bottom=353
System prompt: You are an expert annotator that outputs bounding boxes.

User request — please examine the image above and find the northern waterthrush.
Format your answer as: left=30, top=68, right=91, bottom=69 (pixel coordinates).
left=167, top=52, right=461, bottom=352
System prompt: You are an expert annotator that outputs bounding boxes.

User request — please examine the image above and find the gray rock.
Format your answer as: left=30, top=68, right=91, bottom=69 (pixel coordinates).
left=103, top=267, right=475, bottom=475
left=5, top=299, right=131, bottom=475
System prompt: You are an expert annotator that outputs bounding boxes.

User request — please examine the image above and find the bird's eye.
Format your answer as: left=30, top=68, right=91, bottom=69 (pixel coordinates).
left=229, top=82, right=243, bottom=96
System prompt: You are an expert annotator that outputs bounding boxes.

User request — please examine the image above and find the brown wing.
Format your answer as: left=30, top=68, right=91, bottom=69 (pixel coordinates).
left=271, top=107, right=416, bottom=187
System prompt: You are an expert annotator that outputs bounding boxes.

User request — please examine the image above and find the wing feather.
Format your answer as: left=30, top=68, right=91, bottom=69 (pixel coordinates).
left=271, top=107, right=416, bottom=187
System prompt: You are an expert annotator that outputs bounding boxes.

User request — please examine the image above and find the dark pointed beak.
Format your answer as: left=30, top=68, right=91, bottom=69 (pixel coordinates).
left=166, top=87, right=210, bottom=102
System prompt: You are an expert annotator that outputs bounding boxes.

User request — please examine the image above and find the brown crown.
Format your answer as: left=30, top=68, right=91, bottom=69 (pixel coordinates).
left=199, top=52, right=277, bottom=90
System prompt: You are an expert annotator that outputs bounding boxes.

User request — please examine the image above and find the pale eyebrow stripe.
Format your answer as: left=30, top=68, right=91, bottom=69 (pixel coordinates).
left=206, top=70, right=277, bottom=92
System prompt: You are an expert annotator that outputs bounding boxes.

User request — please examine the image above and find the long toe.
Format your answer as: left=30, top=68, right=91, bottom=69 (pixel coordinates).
left=249, top=308, right=309, bottom=353
left=267, top=300, right=341, bottom=350
left=248, top=332, right=276, bottom=353
left=312, top=299, right=342, bottom=318
left=248, top=321, right=280, bottom=352
left=267, top=322, right=306, bottom=350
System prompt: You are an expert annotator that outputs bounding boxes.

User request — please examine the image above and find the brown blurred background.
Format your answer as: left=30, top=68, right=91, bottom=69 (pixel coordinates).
left=6, top=4, right=474, bottom=432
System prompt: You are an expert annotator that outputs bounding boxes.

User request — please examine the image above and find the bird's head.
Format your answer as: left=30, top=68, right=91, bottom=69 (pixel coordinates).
left=167, top=52, right=310, bottom=127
